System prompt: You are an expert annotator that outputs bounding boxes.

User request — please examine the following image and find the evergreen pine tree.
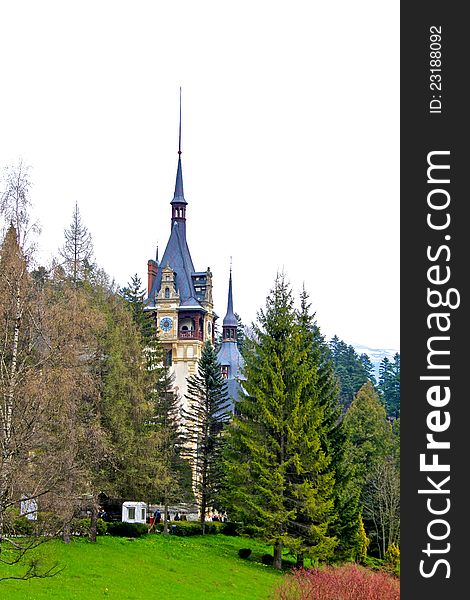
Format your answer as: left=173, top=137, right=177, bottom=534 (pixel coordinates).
left=224, top=276, right=337, bottom=569
left=59, top=202, right=94, bottom=285
left=150, top=363, right=194, bottom=535
left=120, top=274, right=193, bottom=530
left=235, top=312, right=246, bottom=356
left=359, top=353, right=377, bottom=386
left=298, top=292, right=362, bottom=562
left=342, top=381, right=396, bottom=557
left=378, top=354, right=400, bottom=418
left=182, top=341, right=230, bottom=533
left=329, top=337, right=375, bottom=409
left=120, top=274, right=161, bottom=371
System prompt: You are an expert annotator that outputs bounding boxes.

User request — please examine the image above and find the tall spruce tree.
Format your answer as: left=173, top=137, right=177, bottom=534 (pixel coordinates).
left=329, top=336, right=375, bottom=409
left=80, top=284, right=158, bottom=540
left=223, top=276, right=337, bottom=569
left=298, top=291, right=362, bottom=563
left=59, top=202, right=94, bottom=285
left=120, top=273, right=192, bottom=529
left=378, top=353, right=400, bottom=419
left=342, top=381, right=396, bottom=557
left=182, top=341, right=230, bottom=534
left=120, top=274, right=162, bottom=375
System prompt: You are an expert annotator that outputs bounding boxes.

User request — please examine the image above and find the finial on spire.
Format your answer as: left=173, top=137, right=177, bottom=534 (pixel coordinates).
left=171, top=87, right=187, bottom=207
left=178, top=86, right=182, bottom=156
left=156, top=244, right=159, bottom=262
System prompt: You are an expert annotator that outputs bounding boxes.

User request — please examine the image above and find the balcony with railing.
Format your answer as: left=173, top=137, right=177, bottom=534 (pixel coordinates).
left=178, top=329, right=203, bottom=341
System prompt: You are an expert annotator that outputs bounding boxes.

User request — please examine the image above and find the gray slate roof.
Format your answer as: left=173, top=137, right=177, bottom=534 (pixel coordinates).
left=171, top=156, right=187, bottom=205
left=223, top=270, right=238, bottom=327
left=149, top=221, right=196, bottom=303
left=217, top=268, right=246, bottom=412
left=218, top=341, right=244, bottom=375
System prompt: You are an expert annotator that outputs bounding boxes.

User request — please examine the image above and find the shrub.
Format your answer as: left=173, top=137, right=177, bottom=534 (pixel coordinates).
left=275, top=564, right=400, bottom=600
left=220, top=521, right=239, bottom=536
left=96, top=518, right=108, bottom=536
left=170, top=522, right=203, bottom=536
left=153, top=521, right=223, bottom=536
left=261, top=554, right=274, bottom=566
left=357, top=515, right=370, bottom=564
left=71, top=518, right=107, bottom=537
left=384, top=544, right=400, bottom=576
left=238, top=548, right=252, bottom=559
left=106, top=521, right=148, bottom=538
left=11, top=513, right=34, bottom=536
left=363, top=555, right=386, bottom=571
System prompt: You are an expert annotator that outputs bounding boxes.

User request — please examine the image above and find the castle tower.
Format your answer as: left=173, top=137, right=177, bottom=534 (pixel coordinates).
left=217, top=266, right=245, bottom=412
left=146, top=90, right=216, bottom=406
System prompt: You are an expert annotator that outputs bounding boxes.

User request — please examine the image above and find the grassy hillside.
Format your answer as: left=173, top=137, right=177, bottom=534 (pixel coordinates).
left=0, top=534, right=284, bottom=600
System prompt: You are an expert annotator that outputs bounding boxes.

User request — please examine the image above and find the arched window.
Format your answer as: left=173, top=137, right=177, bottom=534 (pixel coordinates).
left=165, top=287, right=170, bottom=299
left=164, top=350, right=172, bottom=367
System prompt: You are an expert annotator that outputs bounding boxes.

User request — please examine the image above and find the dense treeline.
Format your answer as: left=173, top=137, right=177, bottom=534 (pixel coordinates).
left=328, top=336, right=400, bottom=419
left=220, top=280, right=399, bottom=565
left=0, top=163, right=192, bottom=578
left=1, top=162, right=399, bottom=579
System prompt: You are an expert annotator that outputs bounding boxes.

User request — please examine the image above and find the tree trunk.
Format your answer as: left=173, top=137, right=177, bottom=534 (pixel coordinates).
left=0, top=282, right=22, bottom=537
left=200, top=508, right=206, bottom=535
left=89, top=502, right=98, bottom=543
left=63, top=518, right=71, bottom=544
left=163, top=500, right=169, bottom=536
left=296, top=552, right=304, bottom=568
left=200, top=456, right=207, bottom=535
left=273, top=541, right=283, bottom=570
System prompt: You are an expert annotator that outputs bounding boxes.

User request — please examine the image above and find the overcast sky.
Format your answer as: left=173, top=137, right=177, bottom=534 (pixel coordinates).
left=0, top=1, right=399, bottom=351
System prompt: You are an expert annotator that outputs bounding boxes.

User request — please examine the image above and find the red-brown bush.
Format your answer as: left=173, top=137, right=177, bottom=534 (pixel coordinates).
left=275, top=563, right=399, bottom=600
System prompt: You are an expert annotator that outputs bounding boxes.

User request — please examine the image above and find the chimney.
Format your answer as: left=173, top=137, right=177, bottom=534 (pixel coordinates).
left=147, top=260, right=158, bottom=298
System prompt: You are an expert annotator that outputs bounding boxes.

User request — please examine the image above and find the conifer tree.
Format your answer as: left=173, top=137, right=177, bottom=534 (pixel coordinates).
left=224, top=276, right=337, bottom=569
left=59, top=202, right=94, bottom=284
left=329, top=337, right=375, bottom=409
left=378, top=353, right=400, bottom=418
left=150, top=364, right=193, bottom=535
left=120, top=273, right=192, bottom=529
left=298, top=290, right=362, bottom=563
left=182, top=341, right=230, bottom=533
left=82, top=286, right=157, bottom=540
left=342, top=381, right=396, bottom=557
left=359, top=353, right=377, bottom=386
left=235, top=312, right=246, bottom=356
left=343, top=381, right=393, bottom=482
left=120, top=274, right=161, bottom=372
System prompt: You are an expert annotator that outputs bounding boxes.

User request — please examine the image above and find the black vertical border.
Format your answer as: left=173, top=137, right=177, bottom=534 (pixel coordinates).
left=401, top=3, right=468, bottom=598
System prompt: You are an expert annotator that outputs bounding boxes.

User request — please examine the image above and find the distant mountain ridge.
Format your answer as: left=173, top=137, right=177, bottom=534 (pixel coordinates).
left=351, top=342, right=399, bottom=382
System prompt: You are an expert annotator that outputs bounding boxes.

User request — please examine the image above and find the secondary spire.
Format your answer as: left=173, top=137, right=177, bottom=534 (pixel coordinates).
left=223, top=263, right=238, bottom=330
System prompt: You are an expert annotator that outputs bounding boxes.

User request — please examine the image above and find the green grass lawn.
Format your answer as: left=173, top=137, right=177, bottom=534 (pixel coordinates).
left=0, top=534, right=285, bottom=599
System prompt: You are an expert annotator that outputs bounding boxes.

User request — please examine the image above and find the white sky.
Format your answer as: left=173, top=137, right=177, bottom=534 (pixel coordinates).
left=0, top=0, right=399, bottom=351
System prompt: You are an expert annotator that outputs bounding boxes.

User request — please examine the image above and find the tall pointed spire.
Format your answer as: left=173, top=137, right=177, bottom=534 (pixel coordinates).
left=223, top=263, right=238, bottom=335
left=171, top=87, right=186, bottom=205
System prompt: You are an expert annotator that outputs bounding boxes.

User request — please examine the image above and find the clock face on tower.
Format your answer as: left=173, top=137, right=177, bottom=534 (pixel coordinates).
left=160, top=317, right=173, bottom=332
